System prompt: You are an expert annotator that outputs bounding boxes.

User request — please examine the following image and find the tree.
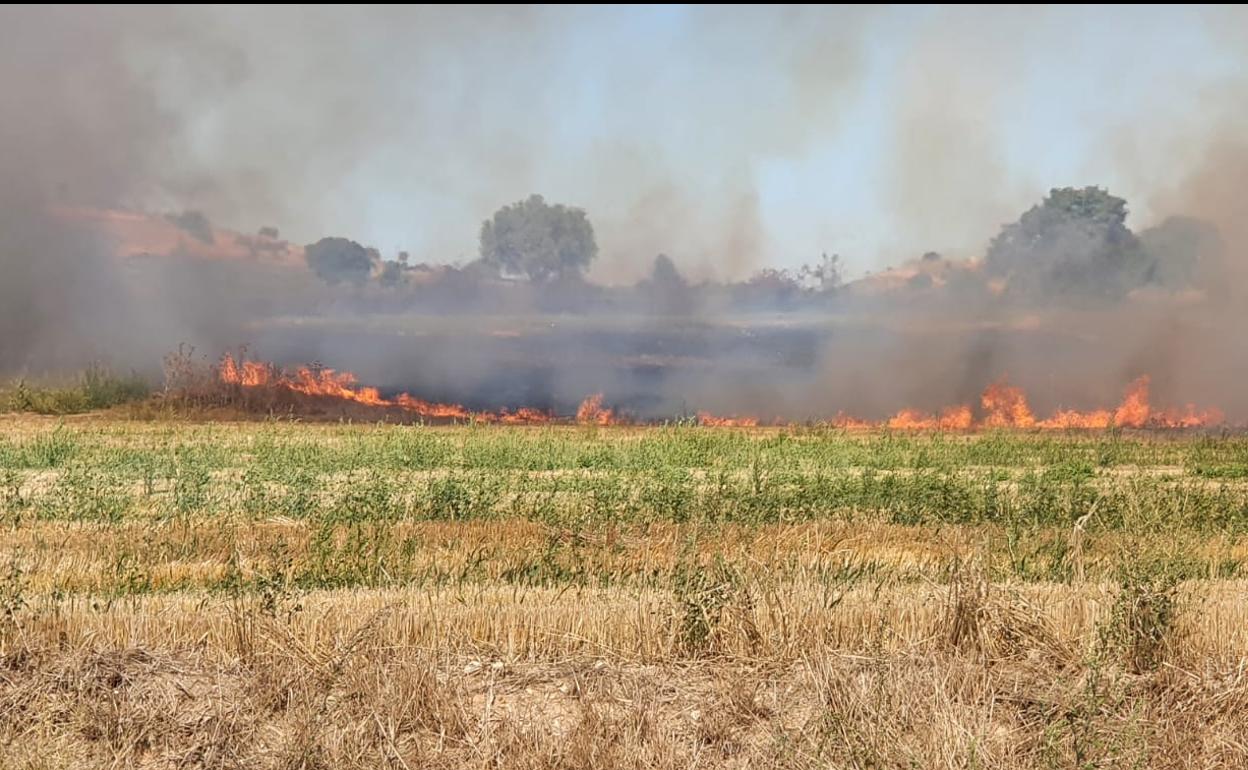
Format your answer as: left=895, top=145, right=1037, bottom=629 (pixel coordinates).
left=734, top=267, right=803, bottom=309
left=984, top=187, right=1149, bottom=299
left=378, top=260, right=403, bottom=288
left=639, top=253, right=692, bottom=314
left=798, top=252, right=843, bottom=292
left=479, top=194, right=598, bottom=282
left=166, top=210, right=215, bottom=245
left=649, top=254, right=686, bottom=288
left=305, top=237, right=375, bottom=286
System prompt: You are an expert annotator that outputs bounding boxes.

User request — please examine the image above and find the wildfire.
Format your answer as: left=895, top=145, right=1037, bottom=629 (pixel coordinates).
left=697, top=412, right=760, bottom=427
left=981, top=381, right=1036, bottom=428
left=576, top=394, right=620, bottom=425
left=496, top=407, right=556, bottom=425
left=214, top=354, right=1225, bottom=430
left=218, top=353, right=543, bottom=423
left=1032, top=376, right=1222, bottom=430
left=1113, top=378, right=1151, bottom=427
left=874, top=376, right=1223, bottom=432
left=831, top=413, right=874, bottom=430
left=1041, top=408, right=1113, bottom=430
left=392, top=393, right=474, bottom=420
left=885, top=405, right=974, bottom=431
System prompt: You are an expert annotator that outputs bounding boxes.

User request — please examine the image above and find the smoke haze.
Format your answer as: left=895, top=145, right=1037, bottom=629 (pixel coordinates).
left=2, top=5, right=1247, bottom=422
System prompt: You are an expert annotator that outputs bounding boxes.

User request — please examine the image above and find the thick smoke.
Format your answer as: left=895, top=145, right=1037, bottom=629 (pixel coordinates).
left=0, top=7, right=155, bottom=372
left=2, top=7, right=1247, bottom=422
left=0, top=7, right=265, bottom=375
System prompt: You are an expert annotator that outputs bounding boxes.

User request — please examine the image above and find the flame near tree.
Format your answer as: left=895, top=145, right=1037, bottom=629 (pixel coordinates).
left=215, top=353, right=1222, bottom=430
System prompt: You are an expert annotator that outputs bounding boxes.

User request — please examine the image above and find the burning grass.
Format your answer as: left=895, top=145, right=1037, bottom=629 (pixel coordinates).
left=152, top=348, right=1230, bottom=431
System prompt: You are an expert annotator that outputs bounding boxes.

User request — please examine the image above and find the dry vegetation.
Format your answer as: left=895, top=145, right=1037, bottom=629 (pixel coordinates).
left=2, top=416, right=1248, bottom=767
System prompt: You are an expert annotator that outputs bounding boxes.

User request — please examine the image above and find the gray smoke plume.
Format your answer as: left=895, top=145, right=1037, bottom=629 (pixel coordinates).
left=2, top=6, right=1247, bottom=422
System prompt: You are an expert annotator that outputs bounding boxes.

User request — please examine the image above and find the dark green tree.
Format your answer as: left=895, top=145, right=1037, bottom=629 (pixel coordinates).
left=985, top=187, right=1149, bottom=299
left=305, top=237, right=374, bottom=286
left=479, top=194, right=598, bottom=282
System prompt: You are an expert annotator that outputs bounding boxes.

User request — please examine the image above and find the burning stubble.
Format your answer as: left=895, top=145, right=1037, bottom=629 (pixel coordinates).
left=2, top=7, right=1248, bottom=426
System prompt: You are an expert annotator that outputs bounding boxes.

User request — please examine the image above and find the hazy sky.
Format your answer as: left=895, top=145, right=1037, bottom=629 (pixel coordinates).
left=19, top=5, right=1248, bottom=281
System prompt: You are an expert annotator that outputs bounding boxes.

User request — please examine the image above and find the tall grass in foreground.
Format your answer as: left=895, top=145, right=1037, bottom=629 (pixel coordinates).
left=1, top=418, right=1247, bottom=767
left=1, top=571, right=1245, bottom=768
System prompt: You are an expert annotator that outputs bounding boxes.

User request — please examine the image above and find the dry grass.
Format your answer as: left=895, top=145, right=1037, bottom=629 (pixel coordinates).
left=0, top=518, right=1039, bottom=593
left=3, top=417, right=1248, bottom=767
left=8, top=576, right=1248, bottom=662
left=3, top=582, right=1248, bottom=768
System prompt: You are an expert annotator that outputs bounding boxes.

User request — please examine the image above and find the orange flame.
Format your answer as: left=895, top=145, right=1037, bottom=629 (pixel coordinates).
left=1036, top=376, right=1224, bottom=430
left=1113, top=376, right=1151, bottom=428
left=215, top=354, right=1225, bottom=430
left=497, top=407, right=556, bottom=425
left=393, top=392, right=473, bottom=420
left=220, top=357, right=275, bottom=387
left=831, top=413, right=874, bottom=430
left=981, top=380, right=1036, bottom=428
left=937, top=405, right=975, bottom=430
left=1039, top=408, right=1113, bottom=430
left=217, top=354, right=545, bottom=423
left=697, top=412, right=760, bottom=427
left=878, top=376, right=1221, bottom=431
left=576, top=394, right=619, bottom=425
left=1158, top=405, right=1225, bottom=428
left=219, top=354, right=239, bottom=385
left=886, top=405, right=974, bottom=431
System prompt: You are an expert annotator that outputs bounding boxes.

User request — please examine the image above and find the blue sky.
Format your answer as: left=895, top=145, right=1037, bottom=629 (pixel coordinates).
left=145, top=6, right=1246, bottom=281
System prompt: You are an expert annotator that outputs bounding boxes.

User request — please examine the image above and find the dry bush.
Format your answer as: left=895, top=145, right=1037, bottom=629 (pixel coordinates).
left=1, top=593, right=1247, bottom=769
left=943, top=561, right=1073, bottom=665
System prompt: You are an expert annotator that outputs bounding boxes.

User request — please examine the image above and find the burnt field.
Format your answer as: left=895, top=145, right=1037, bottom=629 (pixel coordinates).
left=243, top=313, right=833, bottom=417
left=235, top=306, right=1239, bottom=425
